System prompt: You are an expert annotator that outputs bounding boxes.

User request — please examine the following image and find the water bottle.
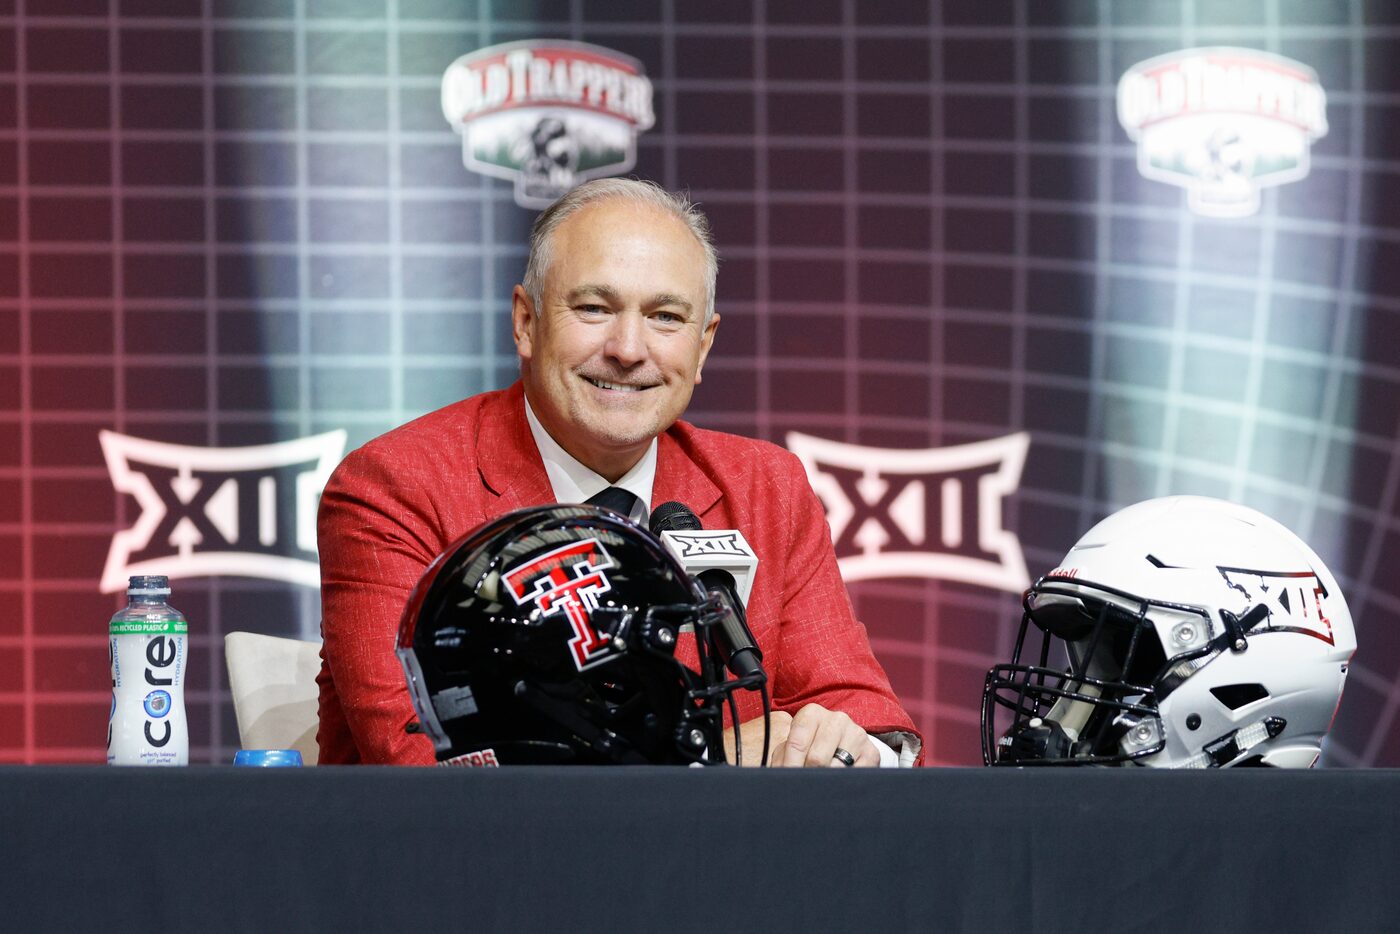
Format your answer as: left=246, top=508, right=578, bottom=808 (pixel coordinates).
left=108, top=575, right=188, bottom=766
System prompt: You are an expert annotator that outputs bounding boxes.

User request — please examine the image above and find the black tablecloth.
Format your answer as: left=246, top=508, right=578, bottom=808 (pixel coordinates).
left=3, top=766, right=1396, bottom=932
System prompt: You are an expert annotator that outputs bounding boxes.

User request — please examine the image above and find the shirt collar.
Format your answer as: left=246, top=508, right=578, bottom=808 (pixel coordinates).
left=523, top=396, right=656, bottom=521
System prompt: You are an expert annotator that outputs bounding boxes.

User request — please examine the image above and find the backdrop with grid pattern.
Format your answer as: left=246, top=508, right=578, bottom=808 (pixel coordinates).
left=3, top=0, right=1396, bottom=766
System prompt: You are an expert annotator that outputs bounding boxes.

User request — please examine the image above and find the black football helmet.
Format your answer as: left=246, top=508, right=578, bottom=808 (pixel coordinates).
left=396, top=505, right=743, bottom=765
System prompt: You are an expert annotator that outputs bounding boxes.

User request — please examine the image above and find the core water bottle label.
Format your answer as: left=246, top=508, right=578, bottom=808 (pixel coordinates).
left=109, top=592, right=190, bottom=766
left=143, top=690, right=172, bottom=718
left=109, top=618, right=189, bottom=635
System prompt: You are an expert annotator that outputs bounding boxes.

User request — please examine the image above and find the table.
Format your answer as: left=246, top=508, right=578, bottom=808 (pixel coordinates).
left=4, top=766, right=1396, bottom=932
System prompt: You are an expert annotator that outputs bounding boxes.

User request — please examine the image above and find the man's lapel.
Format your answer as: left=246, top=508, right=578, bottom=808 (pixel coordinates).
left=653, top=429, right=721, bottom=522
left=475, top=381, right=555, bottom=512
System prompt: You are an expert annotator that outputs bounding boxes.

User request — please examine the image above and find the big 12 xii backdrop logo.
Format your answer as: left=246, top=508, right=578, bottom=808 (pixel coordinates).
left=100, top=431, right=346, bottom=593
left=787, top=432, right=1030, bottom=594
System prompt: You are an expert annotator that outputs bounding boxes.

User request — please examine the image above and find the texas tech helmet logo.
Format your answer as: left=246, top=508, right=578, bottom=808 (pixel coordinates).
left=787, top=432, right=1030, bottom=594
left=441, top=40, right=656, bottom=209
left=503, top=538, right=620, bottom=671
left=100, top=430, right=346, bottom=592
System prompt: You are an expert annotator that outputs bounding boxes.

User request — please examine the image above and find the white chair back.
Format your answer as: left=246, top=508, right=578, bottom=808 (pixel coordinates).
left=224, top=631, right=322, bottom=766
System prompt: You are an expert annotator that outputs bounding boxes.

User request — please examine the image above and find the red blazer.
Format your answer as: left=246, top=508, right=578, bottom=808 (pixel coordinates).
left=316, top=382, right=919, bottom=764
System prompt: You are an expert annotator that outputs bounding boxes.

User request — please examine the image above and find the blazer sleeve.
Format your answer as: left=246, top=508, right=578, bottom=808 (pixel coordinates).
left=316, top=446, right=439, bottom=765
left=764, top=453, right=922, bottom=750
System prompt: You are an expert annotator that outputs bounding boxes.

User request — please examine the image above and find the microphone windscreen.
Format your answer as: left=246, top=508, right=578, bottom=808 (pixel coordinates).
left=650, top=501, right=702, bottom=534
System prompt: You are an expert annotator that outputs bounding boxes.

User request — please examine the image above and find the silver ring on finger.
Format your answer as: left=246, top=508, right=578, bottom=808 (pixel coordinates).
left=831, top=746, right=856, bottom=767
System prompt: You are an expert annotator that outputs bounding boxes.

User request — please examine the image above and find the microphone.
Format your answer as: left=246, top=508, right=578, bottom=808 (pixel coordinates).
left=650, top=502, right=758, bottom=603
left=650, top=502, right=765, bottom=682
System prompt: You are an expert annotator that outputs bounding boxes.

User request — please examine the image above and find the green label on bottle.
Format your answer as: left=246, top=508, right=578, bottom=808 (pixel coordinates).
left=109, top=618, right=188, bottom=636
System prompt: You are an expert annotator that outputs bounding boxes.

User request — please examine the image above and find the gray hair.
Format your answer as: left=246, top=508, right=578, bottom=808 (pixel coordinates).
left=522, top=178, right=719, bottom=325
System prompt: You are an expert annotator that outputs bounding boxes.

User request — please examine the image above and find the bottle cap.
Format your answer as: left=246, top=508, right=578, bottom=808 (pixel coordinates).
left=127, top=575, right=171, bottom=596
left=233, top=749, right=304, bottom=767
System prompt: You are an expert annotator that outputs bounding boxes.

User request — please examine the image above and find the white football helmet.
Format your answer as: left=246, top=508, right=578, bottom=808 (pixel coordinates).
left=983, top=496, right=1356, bottom=768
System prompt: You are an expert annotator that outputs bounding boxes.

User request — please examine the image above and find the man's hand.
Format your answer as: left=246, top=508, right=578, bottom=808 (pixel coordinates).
left=773, top=703, right=880, bottom=767
left=722, top=704, right=879, bottom=767
left=723, top=710, right=791, bottom=766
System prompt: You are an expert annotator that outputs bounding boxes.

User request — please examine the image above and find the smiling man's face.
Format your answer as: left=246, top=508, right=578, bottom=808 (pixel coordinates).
left=512, top=198, right=718, bottom=481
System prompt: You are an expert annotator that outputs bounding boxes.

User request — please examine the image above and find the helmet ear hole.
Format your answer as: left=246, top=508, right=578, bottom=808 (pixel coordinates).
left=1210, top=683, right=1270, bottom=710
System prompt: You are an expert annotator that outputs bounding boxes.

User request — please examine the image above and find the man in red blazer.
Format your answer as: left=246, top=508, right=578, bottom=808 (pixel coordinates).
left=317, top=178, right=921, bottom=767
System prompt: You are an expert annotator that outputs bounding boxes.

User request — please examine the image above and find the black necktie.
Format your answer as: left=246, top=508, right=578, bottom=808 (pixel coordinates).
left=585, top=486, right=644, bottom=524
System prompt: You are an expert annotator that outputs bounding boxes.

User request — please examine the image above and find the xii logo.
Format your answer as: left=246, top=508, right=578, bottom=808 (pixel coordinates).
left=1218, top=566, right=1336, bottom=646
left=100, top=431, right=346, bottom=593
left=786, top=432, right=1030, bottom=594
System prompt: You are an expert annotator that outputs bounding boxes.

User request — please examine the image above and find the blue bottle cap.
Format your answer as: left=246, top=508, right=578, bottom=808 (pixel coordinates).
left=233, top=748, right=303, bottom=767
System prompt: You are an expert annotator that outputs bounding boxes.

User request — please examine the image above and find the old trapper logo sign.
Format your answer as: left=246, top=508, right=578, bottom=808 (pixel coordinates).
left=441, top=40, right=655, bottom=209
left=1117, top=47, right=1327, bottom=217
left=786, top=433, right=1030, bottom=594
left=100, top=431, right=346, bottom=593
